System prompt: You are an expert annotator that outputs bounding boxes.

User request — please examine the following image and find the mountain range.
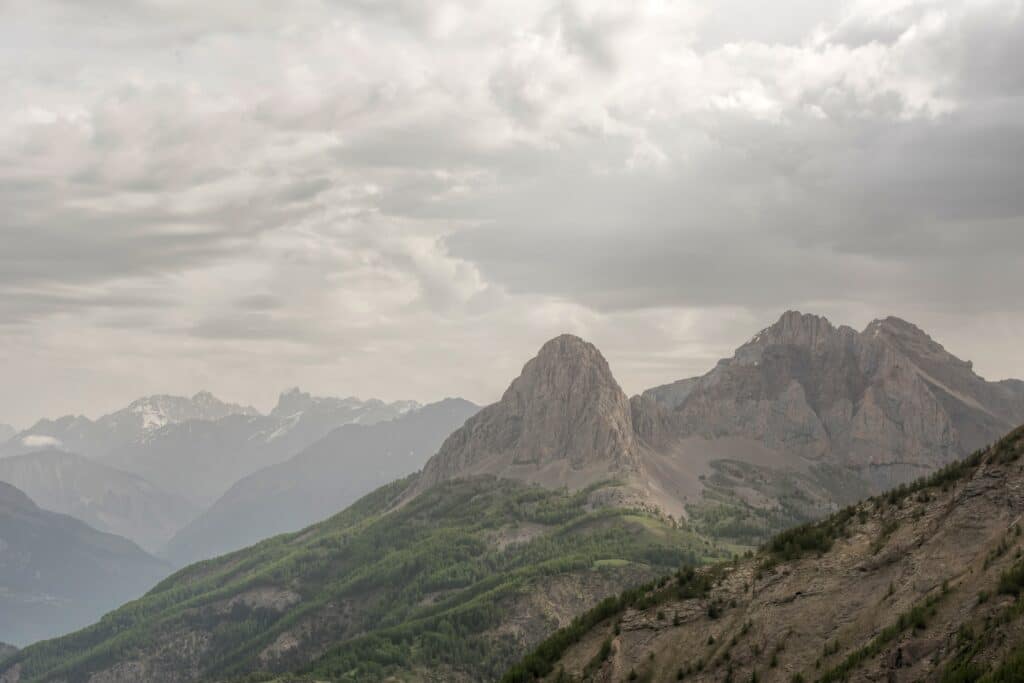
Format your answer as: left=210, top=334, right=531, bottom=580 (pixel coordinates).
left=0, top=389, right=426, bottom=555
left=1, top=391, right=259, bottom=459
left=0, top=481, right=168, bottom=647
left=2, top=311, right=1022, bottom=680
left=99, top=389, right=421, bottom=506
left=419, top=313, right=1024, bottom=543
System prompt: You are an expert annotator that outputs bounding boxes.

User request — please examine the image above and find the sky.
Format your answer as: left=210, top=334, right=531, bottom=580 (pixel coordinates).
left=1, top=0, right=1023, bottom=427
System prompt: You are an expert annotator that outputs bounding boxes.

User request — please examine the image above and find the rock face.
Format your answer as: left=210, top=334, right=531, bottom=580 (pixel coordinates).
left=417, top=335, right=642, bottom=492
left=644, top=311, right=1024, bottom=491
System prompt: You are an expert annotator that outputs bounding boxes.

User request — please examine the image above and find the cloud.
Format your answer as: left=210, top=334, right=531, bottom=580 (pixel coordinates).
left=0, top=0, right=1022, bottom=426
left=21, top=435, right=62, bottom=449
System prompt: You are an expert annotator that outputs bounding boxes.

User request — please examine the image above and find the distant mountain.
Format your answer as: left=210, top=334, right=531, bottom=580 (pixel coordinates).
left=1, top=391, right=258, bottom=458
left=0, top=449, right=198, bottom=553
left=508, top=425, right=1024, bottom=683
left=100, top=389, right=421, bottom=506
left=0, top=425, right=14, bottom=445
left=0, top=481, right=168, bottom=647
left=164, top=398, right=478, bottom=565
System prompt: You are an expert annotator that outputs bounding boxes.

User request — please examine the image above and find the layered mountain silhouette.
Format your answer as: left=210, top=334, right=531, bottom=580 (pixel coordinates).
left=0, top=334, right=718, bottom=681
left=0, top=449, right=197, bottom=552
left=3, top=314, right=1020, bottom=681
left=164, top=398, right=479, bottom=565
left=0, top=481, right=168, bottom=646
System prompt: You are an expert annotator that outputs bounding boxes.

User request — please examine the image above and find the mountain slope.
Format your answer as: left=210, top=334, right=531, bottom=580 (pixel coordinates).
left=0, top=477, right=721, bottom=683
left=0, top=449, right=197, bottom=553
left=0, top=425, right=14, bottom=445
left=0, top=481, right=169, bottom=647
left=163, top=398, right=479, bottom=565
left=508, top=424, right=1024, bottom=683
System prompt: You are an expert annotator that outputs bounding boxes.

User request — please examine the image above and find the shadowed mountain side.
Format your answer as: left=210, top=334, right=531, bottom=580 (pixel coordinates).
left=0, top=449, right=197, bottom=553
left=163, top=398, right=479, bottom=565
left=0, top=481, right=169, bottom=647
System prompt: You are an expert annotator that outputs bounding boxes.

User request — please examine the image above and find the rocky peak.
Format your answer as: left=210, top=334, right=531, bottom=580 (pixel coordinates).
left=729, top=311, right=860, bottom=368
left=502, top=334, right=624, bottom=407
left=747, top=311, right=850, bottom=350
left=416, top=334, right=640, bottom=491
left=272, top=387, right=313, bottom=416
left=865, top=316, right=975, bottom=374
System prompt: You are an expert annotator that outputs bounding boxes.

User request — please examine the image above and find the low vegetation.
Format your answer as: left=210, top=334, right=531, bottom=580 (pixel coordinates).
left=5, top=476, right=722, bottom=683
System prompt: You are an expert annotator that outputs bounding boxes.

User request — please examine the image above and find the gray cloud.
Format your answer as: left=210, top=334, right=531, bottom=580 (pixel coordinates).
left=1, top=0, right=1022, bottom=426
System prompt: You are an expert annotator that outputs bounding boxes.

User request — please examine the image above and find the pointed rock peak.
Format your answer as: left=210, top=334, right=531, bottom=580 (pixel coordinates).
left=765, top=310, right=837, bottom=341
left=738, top=311, right=849, bottom=361
left=272, top=387, right=312, bottom=416
left=417, top=335, right=639, bottom=492
left=506, top=334, right=623, bottom=402
left=534, top=333, right=603, bottom=362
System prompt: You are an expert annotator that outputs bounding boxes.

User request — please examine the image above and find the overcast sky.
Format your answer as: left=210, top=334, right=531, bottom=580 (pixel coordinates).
left=2, top=0, right=1023, bottom=427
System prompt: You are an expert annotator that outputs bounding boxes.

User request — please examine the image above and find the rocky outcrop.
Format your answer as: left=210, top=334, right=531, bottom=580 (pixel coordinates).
left=643, top=311, right=1024, bottom=491
left=417, top=335, right=642, bottom=491
left=521, top=427, right=1024, bottom=683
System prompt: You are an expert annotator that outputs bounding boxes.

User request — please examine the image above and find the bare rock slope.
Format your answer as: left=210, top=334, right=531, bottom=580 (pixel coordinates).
left=512, top=424, right=1024, bottom=683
